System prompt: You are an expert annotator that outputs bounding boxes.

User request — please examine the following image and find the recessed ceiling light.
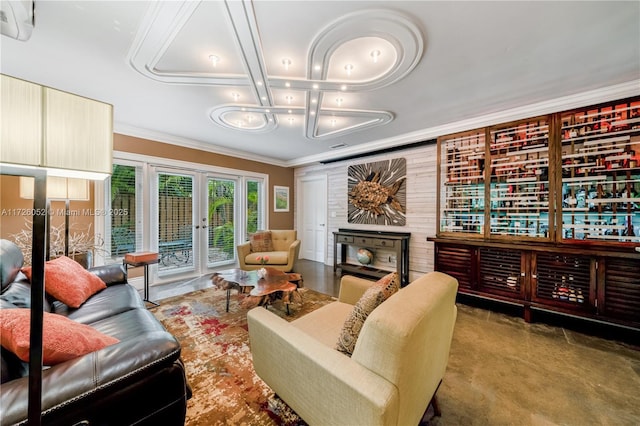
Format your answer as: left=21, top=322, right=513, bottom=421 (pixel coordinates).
left=340, top=85, right=347, bottom=91
left=336, top=98, right=343, bottom=106
left=231, top=92, right=240, bottom=101
left=344, top=64, right=354, bottom=76
left=241, top=107, right=246, bottom=111
left=312, top=83, right=319, bottom=89
left=310, top=111, right=316, bottom=116
left=285, top=95, right=293, bottom=104
left=257, top=81, right=263, bottom=86
left=314, top=64, right=321, bottom=71
left=282, top=58, right=292, bottom=70
left=209, top=55, right=220, bottom=67
left=311, top=98, right=317, bottom=104
left=266, top=109, right=270, bottom=113
left=261, top=96, right=266, bottom=100
left=370, top=50, right=381, bottom=63
left=288, top=109, right=292, bottom=114
left=285, top=82, right=291, bottom=88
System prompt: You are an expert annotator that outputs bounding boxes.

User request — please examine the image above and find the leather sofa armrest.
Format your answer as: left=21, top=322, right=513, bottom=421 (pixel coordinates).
left=89, top=264, right=127, bottom=286
left=0, top=330, right=181, bottom=425
left=247, top=307, right=398, bottom=426
left=338, top=275, right=376, bottom=305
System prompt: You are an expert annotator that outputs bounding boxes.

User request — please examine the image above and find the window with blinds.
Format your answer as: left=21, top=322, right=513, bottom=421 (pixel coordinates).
left=246, top=179, right=264, bottom=239
left=108, top=164, right=142, bottom=261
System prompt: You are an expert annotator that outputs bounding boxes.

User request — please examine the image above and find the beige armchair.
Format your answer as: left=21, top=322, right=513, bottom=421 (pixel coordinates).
left=237, top=230, right=300, bottom=272
left=247, top=271, right=459, bottom=425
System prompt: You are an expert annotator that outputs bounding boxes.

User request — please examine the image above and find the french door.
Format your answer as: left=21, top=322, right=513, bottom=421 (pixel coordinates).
left=153, top=169, right=239, bottom=281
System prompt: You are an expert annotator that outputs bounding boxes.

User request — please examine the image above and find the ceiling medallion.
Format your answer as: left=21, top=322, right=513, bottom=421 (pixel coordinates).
left=128, top=1, right=424, bottom=139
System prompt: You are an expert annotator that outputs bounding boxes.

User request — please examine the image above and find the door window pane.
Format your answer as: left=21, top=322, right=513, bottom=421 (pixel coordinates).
left=158, top=173, right=194, bottom=273
left=208, top=178, right=235, bottom=265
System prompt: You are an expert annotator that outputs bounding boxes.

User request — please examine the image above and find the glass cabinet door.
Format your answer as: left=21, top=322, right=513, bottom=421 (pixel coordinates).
left=488, top=118, right=551, bottom=238
left=560, top=99, right=640, bottom=243
left=439, top=130, right=486, bottom=236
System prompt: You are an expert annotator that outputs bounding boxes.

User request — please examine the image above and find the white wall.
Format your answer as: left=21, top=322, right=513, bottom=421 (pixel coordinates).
left=294, top=142, right=438, bottom=281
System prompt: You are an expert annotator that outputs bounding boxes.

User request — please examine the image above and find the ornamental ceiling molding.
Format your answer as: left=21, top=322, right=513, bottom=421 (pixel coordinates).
left=127, top=0, right=424, bottom=140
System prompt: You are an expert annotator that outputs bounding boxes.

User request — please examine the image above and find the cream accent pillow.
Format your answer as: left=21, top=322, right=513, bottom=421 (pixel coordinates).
left=336, top=272, right=400, bottom=356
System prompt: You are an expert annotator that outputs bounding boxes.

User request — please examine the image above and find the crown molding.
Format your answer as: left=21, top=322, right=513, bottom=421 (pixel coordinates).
left=288, top=79, right=640, bottom=167
left=113, top=123, right=289, bottom=167
left=115, top=80, right=639, bottom=169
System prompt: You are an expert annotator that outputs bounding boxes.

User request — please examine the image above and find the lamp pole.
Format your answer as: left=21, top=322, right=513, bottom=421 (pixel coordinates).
left=28, top=172, right=46, bottom=426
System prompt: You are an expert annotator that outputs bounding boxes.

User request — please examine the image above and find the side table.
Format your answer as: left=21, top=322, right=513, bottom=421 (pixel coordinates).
left=123, top=252, right=159, bottom=307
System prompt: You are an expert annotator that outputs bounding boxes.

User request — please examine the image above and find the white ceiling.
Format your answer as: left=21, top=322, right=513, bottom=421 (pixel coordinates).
left=1, top=1, right=639, bottom=167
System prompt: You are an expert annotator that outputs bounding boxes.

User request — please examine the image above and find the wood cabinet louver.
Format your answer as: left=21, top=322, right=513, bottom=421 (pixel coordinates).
left=535, top=253, right=592, bottom=311
left=479, top=247, right=522, bottom=297
left=435, top=244, right=474, bottom=290
left=603, top=258, right=640, bottom=323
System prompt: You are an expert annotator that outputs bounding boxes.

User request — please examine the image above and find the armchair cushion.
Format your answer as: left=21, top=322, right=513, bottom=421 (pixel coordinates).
left=249, top=231, right=274, bottom=252
left=21, top=256, right=106, bottom=308
left=245, top=251, right=288, bottom=265
left=336, top=272, right=400, bottom=356
left=0, top=309, right=119, bottom=365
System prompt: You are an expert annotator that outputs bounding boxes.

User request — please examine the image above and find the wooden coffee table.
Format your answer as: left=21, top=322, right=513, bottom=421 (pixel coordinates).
left=212, top=267, right=302, bottom=313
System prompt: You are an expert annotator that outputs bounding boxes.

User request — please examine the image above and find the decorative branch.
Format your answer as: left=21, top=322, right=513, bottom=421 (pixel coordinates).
left=10, top=219, right=106, bottom=266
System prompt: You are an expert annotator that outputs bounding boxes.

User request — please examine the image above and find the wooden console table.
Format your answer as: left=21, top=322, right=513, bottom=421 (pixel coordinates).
left=333, top=229, right=411, bottom=286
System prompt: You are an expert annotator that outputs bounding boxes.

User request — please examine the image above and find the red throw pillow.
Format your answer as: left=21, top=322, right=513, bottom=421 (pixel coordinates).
left=21, top=256, right=106, bottom=308
left=0, top=309, right=119, bottom=365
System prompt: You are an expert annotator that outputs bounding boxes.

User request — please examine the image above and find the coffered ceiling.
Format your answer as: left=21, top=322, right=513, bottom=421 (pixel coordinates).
left=1, top=1, right=639, bottom=167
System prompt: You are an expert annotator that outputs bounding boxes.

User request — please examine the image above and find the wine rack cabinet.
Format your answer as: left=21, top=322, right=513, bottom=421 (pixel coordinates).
left=432, top=96, right=640, bottom=331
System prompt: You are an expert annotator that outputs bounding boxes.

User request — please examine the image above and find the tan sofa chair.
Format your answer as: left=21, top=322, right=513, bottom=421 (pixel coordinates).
left=247, top=271, right=459, bottom=425
left=237, top=230, right=300, bottom=272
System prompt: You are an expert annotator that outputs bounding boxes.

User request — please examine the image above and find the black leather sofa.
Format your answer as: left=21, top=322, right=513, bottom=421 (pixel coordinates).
left=0, top=239, right=191, bottom=425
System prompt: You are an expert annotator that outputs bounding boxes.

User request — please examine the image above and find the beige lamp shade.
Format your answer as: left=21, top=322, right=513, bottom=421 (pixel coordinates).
left=19, top=176, right=90, bottom=200
left=0, top=74, right=113, bottom=180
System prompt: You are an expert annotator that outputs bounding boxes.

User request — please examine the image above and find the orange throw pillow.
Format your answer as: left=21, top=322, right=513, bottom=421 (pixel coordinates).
left=22, top=256, right=106, bottom=308
left=0, top=309, right=119, bottom=365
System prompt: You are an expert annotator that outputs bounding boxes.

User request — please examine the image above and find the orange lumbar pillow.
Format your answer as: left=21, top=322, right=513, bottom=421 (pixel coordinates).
left=21, top=256, right=107, bottom=308
left=0, top=309, right=119, bottom=365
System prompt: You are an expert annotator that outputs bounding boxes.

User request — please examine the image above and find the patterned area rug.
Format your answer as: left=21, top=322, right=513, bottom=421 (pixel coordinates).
left=151, top=285, right=336, bottom=426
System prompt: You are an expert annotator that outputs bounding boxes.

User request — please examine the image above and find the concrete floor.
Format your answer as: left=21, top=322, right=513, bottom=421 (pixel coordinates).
left=150, top=260, right=640, bottom=426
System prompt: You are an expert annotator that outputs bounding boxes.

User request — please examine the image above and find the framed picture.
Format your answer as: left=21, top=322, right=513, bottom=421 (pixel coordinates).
left=274, top=185, right=290, bottom=212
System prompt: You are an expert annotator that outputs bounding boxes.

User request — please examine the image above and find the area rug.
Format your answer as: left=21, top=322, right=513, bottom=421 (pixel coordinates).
left=151, top=285, right=336, bottom=426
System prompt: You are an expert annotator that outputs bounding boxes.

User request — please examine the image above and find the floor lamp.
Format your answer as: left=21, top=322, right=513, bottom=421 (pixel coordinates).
left=1, top=73, right=113, bottom=425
